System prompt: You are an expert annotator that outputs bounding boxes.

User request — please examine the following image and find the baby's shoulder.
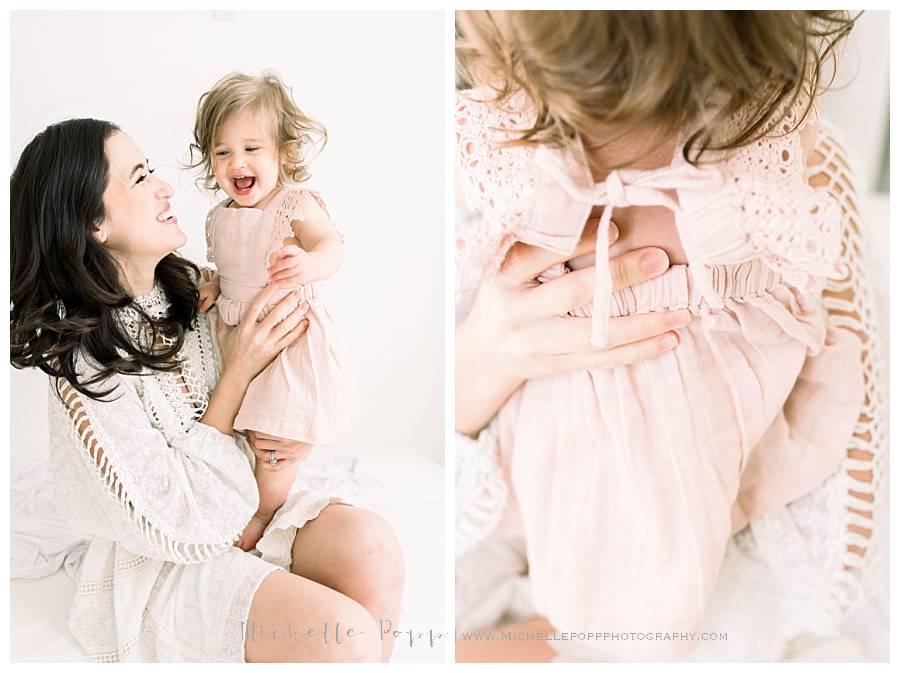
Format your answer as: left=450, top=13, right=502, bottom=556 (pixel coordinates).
left=456, top=88, right=540, bottom=219
left=275, top=185, right=332, bottom=224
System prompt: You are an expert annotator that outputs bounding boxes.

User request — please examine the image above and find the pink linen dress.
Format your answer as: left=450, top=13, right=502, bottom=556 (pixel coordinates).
left=456, top=90, right=865, bottom=660
left=206, top=186, right=358, bottom=445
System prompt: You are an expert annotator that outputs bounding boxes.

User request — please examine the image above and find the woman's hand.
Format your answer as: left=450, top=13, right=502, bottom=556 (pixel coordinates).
left=456, top=219, right=692, bottom=436
left=246, top=430, right=314, bottom=472
left=216, top=285, right=310, bottom=386
left=201, top=286, right=310, bottom=436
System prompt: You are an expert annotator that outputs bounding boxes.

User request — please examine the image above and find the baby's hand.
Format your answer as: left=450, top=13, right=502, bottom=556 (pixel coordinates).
left=198, top=278, right=220, bottom=313
left=268, top=245, right=318, bottom=286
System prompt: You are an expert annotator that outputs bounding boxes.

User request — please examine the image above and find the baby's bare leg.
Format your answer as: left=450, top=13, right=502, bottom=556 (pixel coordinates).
left=235, top=441, right=313, bottom=551
left=256, top=454, right=302, bottom=518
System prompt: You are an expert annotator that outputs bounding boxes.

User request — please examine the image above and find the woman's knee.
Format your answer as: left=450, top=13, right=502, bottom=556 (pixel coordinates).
left=245, top=569, right=382, bottom=663
left=294, top=505, right=405, bottom=599
left=342, top=509, right=406, bottom=599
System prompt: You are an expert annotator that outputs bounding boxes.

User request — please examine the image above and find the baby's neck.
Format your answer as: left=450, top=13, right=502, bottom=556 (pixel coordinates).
left=583, top=128, right=677, bottom=182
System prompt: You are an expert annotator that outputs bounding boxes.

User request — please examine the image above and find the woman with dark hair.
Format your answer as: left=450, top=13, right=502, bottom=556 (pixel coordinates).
left=10, top=119, right=404, bottom=663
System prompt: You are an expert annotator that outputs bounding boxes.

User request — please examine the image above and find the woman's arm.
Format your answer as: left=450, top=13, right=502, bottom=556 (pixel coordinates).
left=202, top=285, right=311, bottom=435
left=54, top=372, right=260, bottom=564
left=456, top=219, right=692, bottom=436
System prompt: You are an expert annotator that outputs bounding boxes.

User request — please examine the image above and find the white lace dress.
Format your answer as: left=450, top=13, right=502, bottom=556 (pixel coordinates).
left=48, top=285, right=361, bottom=662
left=455, top=119, right=887, bottom=661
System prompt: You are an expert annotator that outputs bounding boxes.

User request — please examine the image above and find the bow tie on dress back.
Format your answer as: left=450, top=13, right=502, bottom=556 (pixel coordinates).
left=533, top=144, right=726, bottom=348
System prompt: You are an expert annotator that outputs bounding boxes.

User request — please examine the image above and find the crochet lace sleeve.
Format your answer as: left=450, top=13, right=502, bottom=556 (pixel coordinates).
left=455, top=91, right=535, bottom=297
left=456, top=421, right=508, bottom=557
left=805, top=122, right=887, bottom=612
left=52, top=374, right=259, bottom=564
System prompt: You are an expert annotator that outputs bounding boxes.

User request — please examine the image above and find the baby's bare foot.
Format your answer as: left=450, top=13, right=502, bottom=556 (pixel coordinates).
left=234, top=512, right=272, bottom=552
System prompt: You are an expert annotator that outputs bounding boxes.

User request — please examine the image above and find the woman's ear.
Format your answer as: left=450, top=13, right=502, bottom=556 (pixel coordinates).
left=93, top=221, right=109, bottom=244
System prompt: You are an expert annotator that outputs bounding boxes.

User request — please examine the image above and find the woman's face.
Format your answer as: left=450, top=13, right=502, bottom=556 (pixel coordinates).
left=95, top=131, right=187, bottom=264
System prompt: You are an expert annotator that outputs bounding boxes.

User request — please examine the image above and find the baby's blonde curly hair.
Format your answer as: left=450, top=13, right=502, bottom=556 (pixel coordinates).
left=188, top=71, right=326, bottom=192
left=457, top=11, right=857, bottom=169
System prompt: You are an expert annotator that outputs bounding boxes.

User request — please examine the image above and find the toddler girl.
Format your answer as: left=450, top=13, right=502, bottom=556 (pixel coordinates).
left=456, top=11, right=882, bottom=661
left=190, top=71, right=358, bottom=552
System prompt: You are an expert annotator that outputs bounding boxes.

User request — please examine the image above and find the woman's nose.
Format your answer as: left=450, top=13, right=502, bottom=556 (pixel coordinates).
left=155, top=178, right=174, bottom=198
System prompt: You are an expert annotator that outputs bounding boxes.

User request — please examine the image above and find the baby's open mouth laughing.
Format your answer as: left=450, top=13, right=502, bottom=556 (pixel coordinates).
left=232, top=175, right=256, bottom=196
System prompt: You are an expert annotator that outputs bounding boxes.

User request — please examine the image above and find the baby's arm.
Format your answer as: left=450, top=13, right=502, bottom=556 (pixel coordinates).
left=268, top=192, right=343, bottom=285
left=198, top=272, right=220, bottom=313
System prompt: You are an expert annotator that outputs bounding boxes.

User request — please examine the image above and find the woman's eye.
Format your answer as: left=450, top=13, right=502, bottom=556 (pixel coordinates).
left=135, top=168, right=155, bottom=185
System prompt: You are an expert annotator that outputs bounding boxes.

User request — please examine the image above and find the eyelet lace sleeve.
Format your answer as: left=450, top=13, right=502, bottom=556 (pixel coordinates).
left=264, top=188, right=344, bottom=271
left=456, top=421, right=508, bottom=557
left=52, top=372, right=260, bottom=564
left=805, top=121, right=887, bottom=622
left=455, top=91, right=537, bottom=298
left=724, top=97, right=845, bottom=293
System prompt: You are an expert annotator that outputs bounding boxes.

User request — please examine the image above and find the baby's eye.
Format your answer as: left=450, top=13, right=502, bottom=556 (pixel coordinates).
left=215, top=150, right=229, bottom=157
left=245, top=147, right=259, bottom=152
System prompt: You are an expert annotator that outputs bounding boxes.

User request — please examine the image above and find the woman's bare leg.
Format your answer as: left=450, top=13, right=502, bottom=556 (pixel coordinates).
left=455, top=616, right=557, bottom=663
left=243, top=569, right=381, bottom=662
left=290, top=504, right=405, bottom=662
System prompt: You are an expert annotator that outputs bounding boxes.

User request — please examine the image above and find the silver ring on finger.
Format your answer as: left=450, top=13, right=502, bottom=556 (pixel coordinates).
left=268, top=449, right=277, bottom=465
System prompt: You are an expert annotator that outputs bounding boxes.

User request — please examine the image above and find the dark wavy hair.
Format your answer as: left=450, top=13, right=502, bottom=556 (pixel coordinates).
left=457, top=10, right=857, bottom=169
left=10, top=118, right=201, bottom=400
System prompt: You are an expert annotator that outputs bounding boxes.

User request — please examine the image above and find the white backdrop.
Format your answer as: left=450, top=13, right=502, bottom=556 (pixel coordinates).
left=9, top=11, right=445, bottom=463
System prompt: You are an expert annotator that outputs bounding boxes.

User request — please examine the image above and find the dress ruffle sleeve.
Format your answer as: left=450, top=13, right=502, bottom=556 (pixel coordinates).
left=51, top=370, right=259, bottom=565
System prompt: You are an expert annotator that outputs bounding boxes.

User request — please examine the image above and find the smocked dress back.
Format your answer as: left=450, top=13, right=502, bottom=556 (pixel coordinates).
left=206, top=186, right=359, bottom=445
left=456, top=89, right=872, bottom=660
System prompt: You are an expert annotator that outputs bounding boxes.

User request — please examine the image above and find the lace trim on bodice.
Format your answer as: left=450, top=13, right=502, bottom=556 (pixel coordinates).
left=114, top=285, right=211, bottom=429
left=455, top=90, right=844, bottom=321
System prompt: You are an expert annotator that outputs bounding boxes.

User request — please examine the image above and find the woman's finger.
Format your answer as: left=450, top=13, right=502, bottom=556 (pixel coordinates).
left=496, top=218, right=611, bottom=286
left=608, top=247, right=670, bottom=293
left=550, top=330, right=681, bottom=371
left=525, top=266, right=596, bottom=316
left=605, top=309, right=691, bottom=349
left=275, top=318, right=310, bottom=351
left=269, top=301, right=309, bottom=343
left=519, top=309, right=689, bottom=356
left=525, top=247, right=677, bottom=318
left=244, top=284, right=280, bottom=325
left=258, top=291, right=303, bottom=333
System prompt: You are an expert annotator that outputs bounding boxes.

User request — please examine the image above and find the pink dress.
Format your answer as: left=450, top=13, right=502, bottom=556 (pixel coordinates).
left=456, top=90, right=866, bottom=659
left=206, top=186, right=358, bottom=445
